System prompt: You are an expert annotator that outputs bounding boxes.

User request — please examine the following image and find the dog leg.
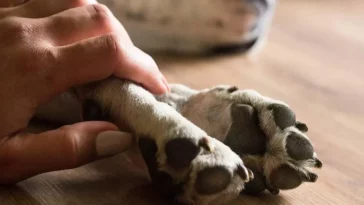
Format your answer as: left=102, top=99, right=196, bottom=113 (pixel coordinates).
left=73, top=78, right=253, bottom=205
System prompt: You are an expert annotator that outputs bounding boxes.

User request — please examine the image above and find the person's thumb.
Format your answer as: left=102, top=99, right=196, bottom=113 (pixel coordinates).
left=0, top=121, right=133, bottom=184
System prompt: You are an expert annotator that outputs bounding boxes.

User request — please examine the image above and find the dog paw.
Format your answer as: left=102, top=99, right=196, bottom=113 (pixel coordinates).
left=161, top=85, right=322, bottom=196
left=81, top=96, right=254, bottom=205
left=138, top=130, right=254, bottom=205
left=227, top=89, right=322, bottom=195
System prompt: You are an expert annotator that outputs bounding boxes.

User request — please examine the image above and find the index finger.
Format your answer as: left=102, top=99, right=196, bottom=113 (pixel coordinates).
left=50, top=33, right=168, bottom=95
left=113, top=46, right=170, bottom=94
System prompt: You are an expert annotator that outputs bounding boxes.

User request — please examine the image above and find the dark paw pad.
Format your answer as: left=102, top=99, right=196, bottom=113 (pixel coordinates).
left=268, top=104, right=296, bottom=130
left=139, top=138, right=183, bottom=199
left=243, top=169, right=266, bottom=195
left=225, top=103, right=266, bottom=155
left=165, top=138, right=200, bottom=170
left=286, top=133, right=314, bottom=161
left=270, top=165, right=302, bottom=190
left=195, top=167, right=232, bottom=195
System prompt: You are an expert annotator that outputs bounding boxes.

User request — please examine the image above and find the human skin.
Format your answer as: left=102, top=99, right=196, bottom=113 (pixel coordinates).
left=0, top=0, right=168, bottom=184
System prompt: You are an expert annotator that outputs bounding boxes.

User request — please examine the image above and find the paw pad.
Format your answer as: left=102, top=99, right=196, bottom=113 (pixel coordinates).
left=165, top=138, right=200, bottom=170
left=195, top=167, right=232, bottom=195
left=226, top=92, right=322, bottom=195
left=243, top=169, right=266, bottom=195
left=139, top=138, right=184, bottom=199
left=225, top=103, right=266, bottom=155
left=270, top=165, right=302, bottom=190
left=268, top=104, right=296, bottom=130
left=286, top=133, right=314, bottom=161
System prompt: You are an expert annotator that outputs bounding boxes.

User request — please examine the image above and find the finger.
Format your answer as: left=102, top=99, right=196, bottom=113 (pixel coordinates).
left=43, top=4, right=124, bottom=46
left=52, top=34, right=168, bottom=94
left=113, top=46, right=170, bottom=94
left=0, top=121, right=133, bottom=184
left=43, top=4, right=169, bottom=94
left=51, top=34, right=127, bottom=91
left=1, top=0, right=97, bottom=18
left=161, top=75, right=171, bottom=93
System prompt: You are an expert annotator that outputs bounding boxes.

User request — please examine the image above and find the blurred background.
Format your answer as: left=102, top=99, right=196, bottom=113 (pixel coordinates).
left=155, top=0, right=364, bottom=203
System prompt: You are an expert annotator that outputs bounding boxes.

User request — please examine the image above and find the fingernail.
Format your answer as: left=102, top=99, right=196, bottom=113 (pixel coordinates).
left=153, top=75, right=169, bottom=95
left=124, top=46, right=170, bottom=94
left=161, top=75, right=170, bottom=93
left=96, top=131, right=133, bottom=157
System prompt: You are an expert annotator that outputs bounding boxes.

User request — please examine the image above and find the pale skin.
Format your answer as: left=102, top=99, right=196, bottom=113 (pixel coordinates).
left=0, top=0, right=169, bottom=184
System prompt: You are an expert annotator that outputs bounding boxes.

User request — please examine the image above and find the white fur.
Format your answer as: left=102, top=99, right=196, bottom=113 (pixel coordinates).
left=159, top=84, right=321, bottom=193
left=35, top=81, right=320, bottom=203
left=98, top=0, right=276, bottom=53
left=36, top=79, right=251, bottom=205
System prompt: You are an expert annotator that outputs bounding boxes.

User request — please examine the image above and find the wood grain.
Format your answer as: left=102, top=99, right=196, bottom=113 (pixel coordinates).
left=1, top=0, right=364, bottom=204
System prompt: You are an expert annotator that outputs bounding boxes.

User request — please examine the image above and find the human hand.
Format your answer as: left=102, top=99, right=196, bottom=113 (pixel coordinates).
left=0, top=0, right=168, bottom=184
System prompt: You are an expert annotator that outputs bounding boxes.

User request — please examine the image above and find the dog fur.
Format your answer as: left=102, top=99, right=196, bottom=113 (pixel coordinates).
left=98, top=0, right=276, bottom=53
left=34, top=79, right=322, bottom=205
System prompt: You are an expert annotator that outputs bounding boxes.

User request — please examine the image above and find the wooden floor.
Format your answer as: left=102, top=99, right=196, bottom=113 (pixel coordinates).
left=1, top=0, right=364, bottom=204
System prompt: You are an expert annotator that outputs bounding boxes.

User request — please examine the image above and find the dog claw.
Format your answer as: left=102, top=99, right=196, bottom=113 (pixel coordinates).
left=199, top=137, right=214, bottom=152
left=315, top=158, right=323, bottom=168
left=237, top=165, right=253, bottom=182
left=227, top=86, right=239, bottom=93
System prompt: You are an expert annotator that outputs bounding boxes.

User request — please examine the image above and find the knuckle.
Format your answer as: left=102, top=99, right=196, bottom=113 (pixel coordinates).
left=37, top=48, right=60, bottom=90
left=0, top=17, right=35, bottom=42
left=0, top=142, right=12, bottom=169
left=90, top=3, right=111, bottom=15
left=0, top=138, right=22, bottom=184
left=17, top=47, right=55, bottom=82
left=87, top=4, right=113, bottom=31
left=59, top=126, right=82, bottom=168
left=103, top=33, right=122, bottom=59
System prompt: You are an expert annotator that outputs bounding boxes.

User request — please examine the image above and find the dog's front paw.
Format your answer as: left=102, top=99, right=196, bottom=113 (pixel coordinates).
left=226, top=90, right=322, bottom=195
left=160, top=85, right=323, bottom=196
left=81, top=92, right=253, bottom=205
left=138, top=128, right=253, bottom=205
